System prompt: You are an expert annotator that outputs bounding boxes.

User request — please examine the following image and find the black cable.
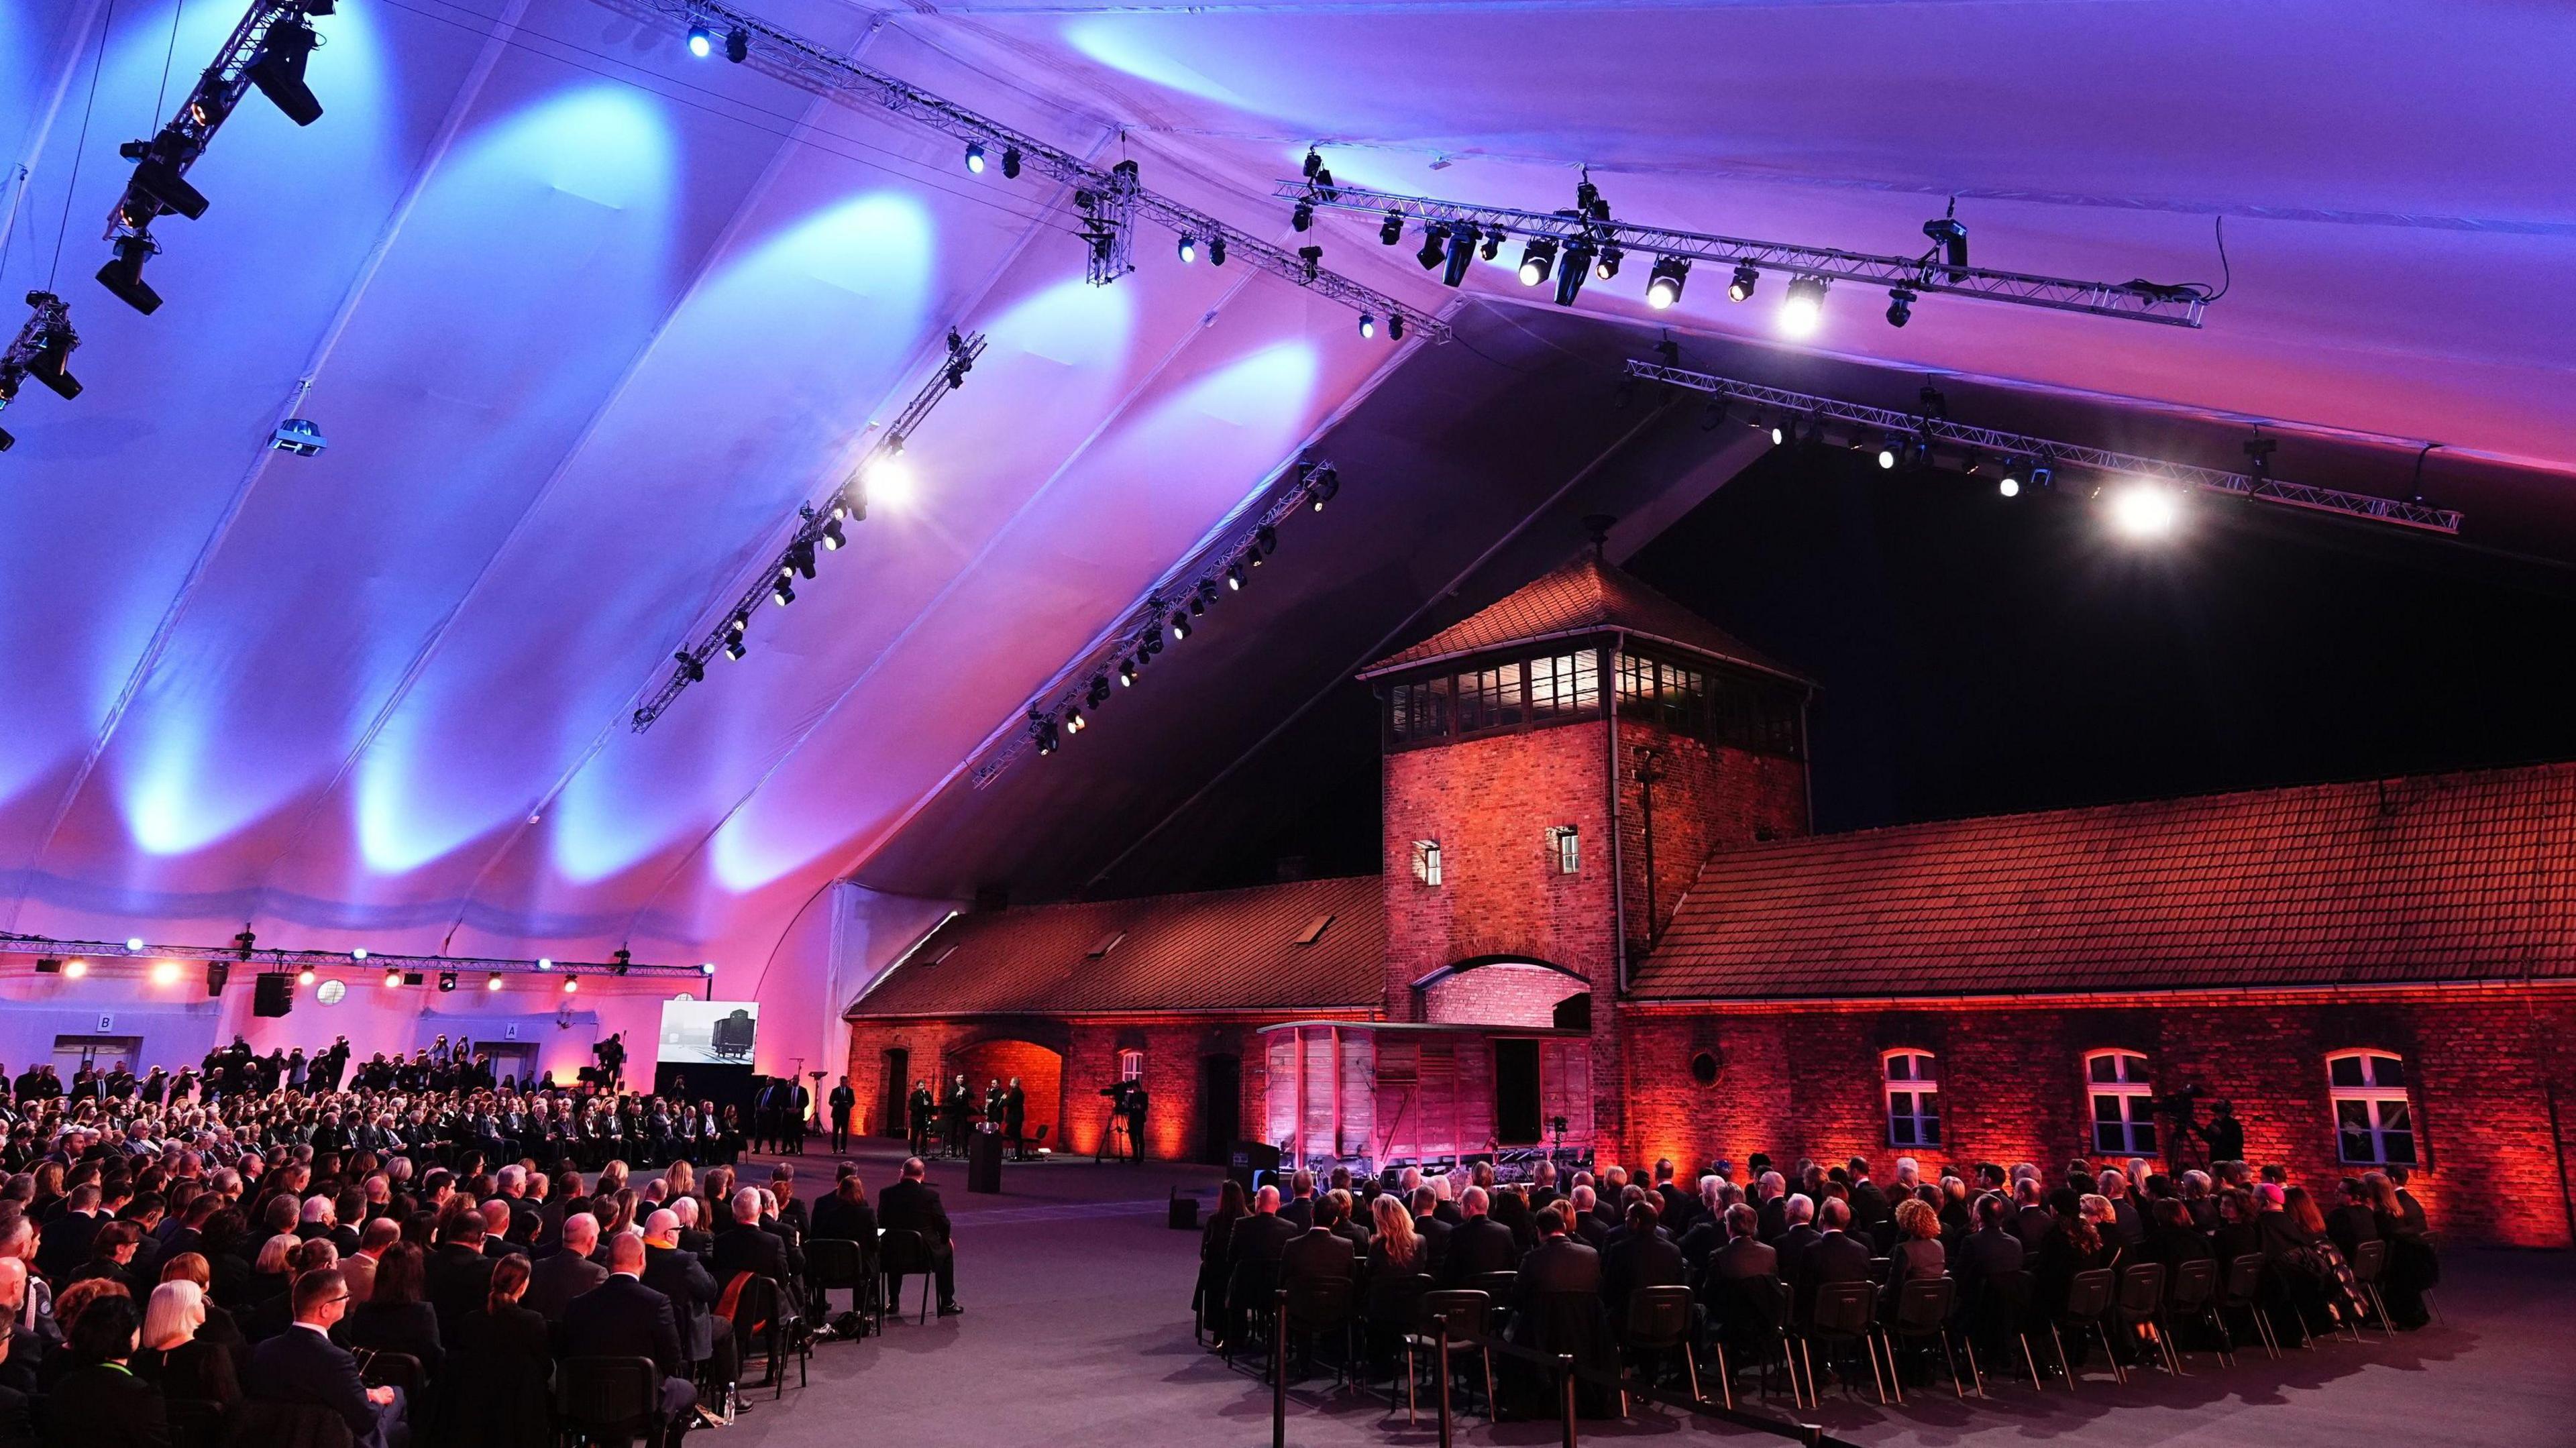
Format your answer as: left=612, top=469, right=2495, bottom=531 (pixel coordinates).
left=2203, top=213, right=2231, bottom=301
left=49, top=0, right=117, bottom=291
left=154, top=0, right=187, bottom=124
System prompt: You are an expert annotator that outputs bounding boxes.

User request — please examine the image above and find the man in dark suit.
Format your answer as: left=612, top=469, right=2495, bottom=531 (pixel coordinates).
left=566, top=1233, right=697, bottom=1444
left=1756, top=1172, right=1790, bottom=1243
left=1770, top=1196, right=1823, bottom=1298
left=1799, top=1199, right=1874, bottom=1322
left=1954, top=1194, right=2026, bottom=1301
left=643, top=1211, right=736, bottom=1408
left=1219, top=1184, right=1297, bottom=1346
left=34, top=1185, right=103, bottom=1282
left=425, top=1211, right=497, bottom=1337
left=874, top=1159, right=961, bottom=1316
left=1652, top=1161, right=1697, bottom=1233
left=1407, top=1188, right=1454, bottom=1278
left=1279, top=1196, right=1356, bottom=1289
left=1444, top=1186, right=1519, bottom=1285
left=826, top=1077, right=857, bottom=1154
left=1513, top=1205, right=1601, bottom=1314
left=1845, top=1158, right=1891, bottom=1238
left=1566, top=1187, right=1610, bottom=1252
left=710, top=1189, right=792, bottom=1286
left=2011, top=1179, right=2057, bottom=1252
left=1277, top=1172, right=1317, bottom=1233
left=1600, top=1199, right=1686, bottom=1326
left=247, top=1268, right=404, bottom=1448
left=524, top=1212, right=608, bottom=1322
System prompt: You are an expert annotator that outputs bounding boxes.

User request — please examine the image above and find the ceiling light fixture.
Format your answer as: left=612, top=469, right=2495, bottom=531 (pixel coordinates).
left=1518, top=237, right=1556, bottom=287
left=1646, top=256, right=1689, bottom=309
left=1727, top=264, right=1759, bottom=302
left=1779, top=276, right=1827, bottom=338
left=965, top=141, right=987, bottom=174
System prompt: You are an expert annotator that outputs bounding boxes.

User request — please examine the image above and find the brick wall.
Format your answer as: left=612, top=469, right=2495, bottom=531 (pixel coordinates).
left=950, top=1039, right=1064, bottom=1148
left=1421, top=961, right=1587, bottom=1026
left=1622, top=987, right=2576, bottom=1248
left=1613, top=719, right=1809, bottom=958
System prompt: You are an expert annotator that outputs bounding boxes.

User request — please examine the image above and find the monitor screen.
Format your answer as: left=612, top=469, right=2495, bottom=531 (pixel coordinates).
left=657, top=999, right=759, bottom=1065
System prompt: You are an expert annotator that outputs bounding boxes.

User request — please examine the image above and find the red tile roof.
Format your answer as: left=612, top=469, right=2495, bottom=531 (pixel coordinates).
left=847, top=876, right=1386, bottom=1019
left=1361, top=553, right=1805, bottom=682
left=1636, top=763, right=2576, bottom=1001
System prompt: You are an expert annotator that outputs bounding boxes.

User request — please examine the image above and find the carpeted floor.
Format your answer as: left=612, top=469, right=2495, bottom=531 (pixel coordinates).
left=724, top=1144, right=2572, bottom=1447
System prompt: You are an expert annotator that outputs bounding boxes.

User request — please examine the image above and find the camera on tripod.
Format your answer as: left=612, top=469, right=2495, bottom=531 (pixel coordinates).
left=2147, top=1082, right=2204, bottom=1119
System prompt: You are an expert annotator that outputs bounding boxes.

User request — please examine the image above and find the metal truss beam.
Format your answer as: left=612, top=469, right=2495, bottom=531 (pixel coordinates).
left=604, top=0, right=1446, bottom=341
left=0, top=932, right=702, bottom=979
left=1625, top=359, right=2461, bottom=535
left=632, top=329, right=987, bottom=730
left=1285, top=178, right=2209, bottom=329
left=970, top=460, right=1340, bottom=786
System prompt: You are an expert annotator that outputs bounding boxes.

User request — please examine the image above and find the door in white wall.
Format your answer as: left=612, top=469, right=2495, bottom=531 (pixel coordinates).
left=54, top=1036, right=145, bottom=1078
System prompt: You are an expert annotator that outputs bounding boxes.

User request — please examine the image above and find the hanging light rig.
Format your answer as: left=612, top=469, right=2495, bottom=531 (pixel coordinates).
left=0, top=293, right=83, bottom=453
left=630, top=327, right=986, bottom=731
left=639, top=0, right=1442, bottom=341
left=990, top=459, right=1338, bottom=777
left=1281, top=158, right=2212, bottom=331
left=99, top=0, right=335, bottom=317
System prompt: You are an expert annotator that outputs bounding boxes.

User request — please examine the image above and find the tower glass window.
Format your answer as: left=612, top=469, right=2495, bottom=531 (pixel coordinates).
left=1546, top=825, right=1580, bottom=875
left=1411, top=840, right=1442, bottom=887
left=2327, top=1050, right=2416, bottom=1165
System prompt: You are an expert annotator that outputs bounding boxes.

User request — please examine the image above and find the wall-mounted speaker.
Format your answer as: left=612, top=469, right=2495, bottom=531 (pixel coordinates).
left=252, top=972, right=291, bottom=1017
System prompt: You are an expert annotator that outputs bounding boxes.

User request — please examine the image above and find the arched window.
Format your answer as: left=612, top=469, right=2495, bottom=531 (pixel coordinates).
left=2086, top=1050, right=2157, bottom=1155
left=1117, top=1048, right=1145, bottom=1084
left=2327, top=1050, right=2416, bottom=1165
left=1882, top=1050, right=1939, bottom=1147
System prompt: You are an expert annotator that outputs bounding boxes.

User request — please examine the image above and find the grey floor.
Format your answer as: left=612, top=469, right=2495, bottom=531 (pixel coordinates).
left=733, top=1144, right=2572, bottom=1447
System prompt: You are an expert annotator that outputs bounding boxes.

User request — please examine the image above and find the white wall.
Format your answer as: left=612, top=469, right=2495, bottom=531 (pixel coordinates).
left=744, top=882, right=959, bottom=1083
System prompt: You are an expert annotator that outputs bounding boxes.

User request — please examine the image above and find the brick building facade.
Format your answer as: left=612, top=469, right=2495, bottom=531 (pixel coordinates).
left=845, top=552, right=2576, bottom=1247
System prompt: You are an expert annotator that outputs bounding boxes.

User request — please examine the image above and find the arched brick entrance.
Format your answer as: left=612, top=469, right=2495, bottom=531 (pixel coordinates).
left=1413, top=956, right=1591, bottom=1029
left=950, top=1038, right=1065, bottom=1153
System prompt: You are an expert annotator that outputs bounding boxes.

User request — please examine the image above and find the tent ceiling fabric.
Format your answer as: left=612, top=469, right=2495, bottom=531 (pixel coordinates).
left=0, top=0, right=2565, bottom=986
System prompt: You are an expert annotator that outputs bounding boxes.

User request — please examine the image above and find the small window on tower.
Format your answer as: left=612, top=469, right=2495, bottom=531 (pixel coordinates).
left=1546, top=825, right=1580, bottom=875
left=1411, top=840, right=1442, bottom=887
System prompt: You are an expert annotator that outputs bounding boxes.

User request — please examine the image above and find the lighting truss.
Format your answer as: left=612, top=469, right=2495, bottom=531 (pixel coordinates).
left=1282, top=174, right=2210, bottom=329
left=969, top=459, right=1339, bottom=786
left=631, top=328, right=985, bottom=731
left=605, top=0, right=1445, bottom=341
left=99, top=0, right=333, bottom=315
left=0, top=292, right=82, bottom=452
left=1625, top=358, right=2462, bottom=535
left=0, top=932, right=700, bottom=979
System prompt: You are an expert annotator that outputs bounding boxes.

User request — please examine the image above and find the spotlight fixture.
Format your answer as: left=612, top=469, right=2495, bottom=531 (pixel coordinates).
left=1389, top=313, right=1405, bottom=341
left=724, top=632, right=748, bottom=663
left=1086, top=673, right=1112, bottom=706
left=1169, top=612, right=1193, bottom=643
left=1193, top=579, right=1218, bottom=613
left=1768, top=418, right=1787, bottom=447
left=699, top=961, right=717, bottom=977
left=2110, top=482, right=2180, bottom=538
left=1779, top=276, right=1827, bottom=337
left=247, top=13, right=324, bottom=126
left=97, top=234, right=163, bottom=315
left=1379, top=211, right=1404, bottom=245
left=1297, top=245, right=1323, bottom=283
left=1645, top=256, right=1689, bottom=309
left=1225, top=561, right=1245, bottom=591
left=1415, top=225, right=1448, bottom=270
left=1034, top=715, right=1059, bottom=755
left=152, top=960, right=182, bottom=987
left=1255, top=524, right=1278, bottom=557
left=1593, top=244, right=1623, bottom=282
left=1176, top=233, right=1196, bottom=264
left=1481, top=229, right=1503, bottom=262
left=1118, top=658, right=1138, bottom=687
left=1001, top=147, right=1021, bottom=179
left=1141, top=626, right=1163, bottom=659
left=437, top=970, right=458, bottom=993
left=1998, top=475, right=2022, bottom=498
left=350, top=946, right=368, bottom=960
left=1358, top=313, right=1375, bottom=340
left=1885, top=287, right=1916, bottom=328
left=1517, top=237, right=1556, bottom=287
left=1554, top=242, right=1593, bottom=307
left=613, top=948, right=632, bottom=977
left=1207, top=235, right=1226, bottom=266
left=724, top=27, right=748, bottom=62
left=127, top=937, right=146, bottom=952
left=1291, top=201, right=1313, bottom=231
left=537, top=957, right=553, bottom=970
left=820, top=516, right=846, bottom=550
left=562, top=977, right=579, bottom=994
left=1064, top=706, right=1085, bottom=734
left=1727, top=263, right=1759, bottom=302
left=3, top=293, right=84, bottom=404
left=1441, top=225, right=1478, bottom=287
left=965, top=141, right=987, bottom=174
left=687, top=23, right=713, bottom=56
left=486, top=972, right=504, bottom=991
left=63, top=958, right=89, bottom=979
left=383, top=968, right=402, bottom=988
left=1923, top=203, right=1970, bottom=278
left=1876, top=434, right=1900, bottom=470
left=1306, top=464, right=1339, bottom=511
left=297, top=967, right=317, bottom=985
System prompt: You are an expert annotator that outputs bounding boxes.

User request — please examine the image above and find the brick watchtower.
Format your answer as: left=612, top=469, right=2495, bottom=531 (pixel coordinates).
left=1358, top=541, right=1813, bottom=1158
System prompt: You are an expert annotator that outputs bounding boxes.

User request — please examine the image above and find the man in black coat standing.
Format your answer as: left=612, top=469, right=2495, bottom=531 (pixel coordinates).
left=826, top=1076, right=856, bottom=1154
left=566, top=1233, right=697, bottom=1445
left=875, top=1158, right=961, bottom=1316
left=248, top=1268, right=405, bottom=1448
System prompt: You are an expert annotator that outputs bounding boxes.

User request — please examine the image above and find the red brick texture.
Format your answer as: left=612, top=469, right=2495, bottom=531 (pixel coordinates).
left=1621, top=987, right=2576, bottom=1248
left=1421, top=961, right=1589, bottom=1027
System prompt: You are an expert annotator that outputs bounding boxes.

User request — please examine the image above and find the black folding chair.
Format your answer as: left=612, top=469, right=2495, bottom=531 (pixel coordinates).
left=737, top=1274, right=809, bottom=1396
left=1279, top=1276, right=1357, bottom=1391
left=165, top=1396, right=229, bottom=1448
left=1799, top=1280, right=1886, bottom=1404
left=1619, top=1284, right=1701, bottom=1411
left=876, top=1228, right=934, bottom=1327
left=2346, top=1239, right=2396, bottom=1339
left=2164, top=1256, right=2234, bottom=1368
left=806, top=1236, right=869, bottom=1323
left=2113, top=1262, right=2175, bottom=1375
left=2217, top=1252, right=2282, bottom=1359
left=1961, top=1268, right=2048, bottom=1392
left=555, top=1355, right=661, bottom=1448
left=2052, top=1268, right=2123, bottom=1388
left=1878, top=1276, right=1968, bottom=1402
left=1711, top=1274, right=1801, bottom=1410
left=1403, top=1288, right=1497, bottom=1425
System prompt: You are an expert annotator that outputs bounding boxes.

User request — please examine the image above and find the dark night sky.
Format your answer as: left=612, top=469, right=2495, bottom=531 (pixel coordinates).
left=1101, top=441, right=2576, bottom=895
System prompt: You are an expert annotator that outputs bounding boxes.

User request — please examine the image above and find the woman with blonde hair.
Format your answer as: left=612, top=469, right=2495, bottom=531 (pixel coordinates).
left=1362, top=1194, right=1430, bottom=1368
left=250, top=1232, right=300, bottom=1304
left=136, top=1278, right=240, bottom=1408
left=1886, top=1195, right=1947, bottom=1298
